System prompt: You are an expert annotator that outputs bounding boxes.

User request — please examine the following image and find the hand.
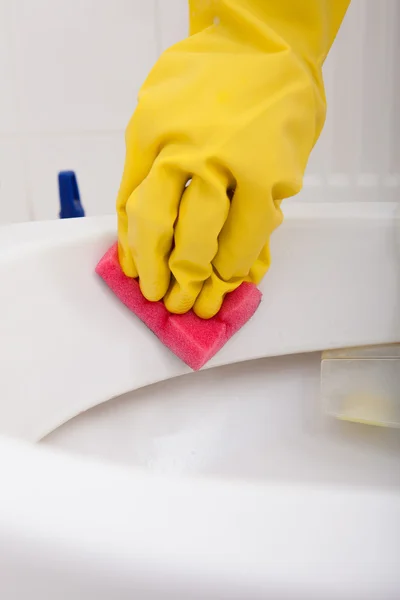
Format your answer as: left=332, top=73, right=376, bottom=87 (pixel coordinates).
left=116, top=6, right=328, bottom=318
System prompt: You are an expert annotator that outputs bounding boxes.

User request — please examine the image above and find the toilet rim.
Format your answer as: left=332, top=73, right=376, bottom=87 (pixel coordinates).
left=1, top=433, right=399, bottom=599
left=0, top=202, right=399, bottom=442
left=0, top=206, right=400, bottom=596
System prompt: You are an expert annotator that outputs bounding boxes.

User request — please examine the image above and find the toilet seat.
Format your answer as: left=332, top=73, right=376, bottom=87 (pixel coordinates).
left=0, top=202, right=399, bottom=441
left=0, top=203, right=399, bottom=599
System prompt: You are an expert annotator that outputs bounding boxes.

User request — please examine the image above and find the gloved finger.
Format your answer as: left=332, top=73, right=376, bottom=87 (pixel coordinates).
left=193, top=184, right=282, bottom=319
left=193, top=271, right=241, bottom=319
left=213, top=181, right=283, bottom=281
left=116, top=112, right=156, bottom=278
left=126, top=159, right=188, bottom=301
left=117, top=229, right=138, bottom=278
left=193, top=240, right=272, bottom=319
left=248, top=241, right=272, bottom=284
left=164, top=171, right=231, bottom=314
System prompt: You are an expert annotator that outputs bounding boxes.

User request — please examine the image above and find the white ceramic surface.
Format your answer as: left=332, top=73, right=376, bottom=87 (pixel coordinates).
left=0, top=202, right=399, bottom=441
left=0, top=203, right=399, bottom=599
left=0, top=435, right=399, bottom=600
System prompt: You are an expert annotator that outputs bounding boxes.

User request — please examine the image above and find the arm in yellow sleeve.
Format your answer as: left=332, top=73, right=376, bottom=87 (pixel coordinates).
left=190, top=1, right=349, bottom=64
left=117, top=0, right=351, bottom=318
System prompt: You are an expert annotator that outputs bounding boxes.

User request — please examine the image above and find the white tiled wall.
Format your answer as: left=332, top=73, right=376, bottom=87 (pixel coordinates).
left=0, top=0, right=399, bottom=225
left=156, top=0, right=188, bottom=53
left=305, top=0, right=400, bottom=204
left=0, top=0, right=158, bottom=223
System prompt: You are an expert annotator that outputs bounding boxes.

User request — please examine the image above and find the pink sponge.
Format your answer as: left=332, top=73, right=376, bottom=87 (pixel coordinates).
left=96, top=243, right=262, bottom=371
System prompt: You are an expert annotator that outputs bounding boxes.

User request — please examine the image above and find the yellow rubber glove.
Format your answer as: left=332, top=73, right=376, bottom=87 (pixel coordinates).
left=117, top=0, right=350, bottom=318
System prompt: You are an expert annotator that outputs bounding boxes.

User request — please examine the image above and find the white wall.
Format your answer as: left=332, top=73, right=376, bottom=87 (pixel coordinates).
left=0, top=0, right=398, bottom=225
left=306, top=0, right=400, bottom=204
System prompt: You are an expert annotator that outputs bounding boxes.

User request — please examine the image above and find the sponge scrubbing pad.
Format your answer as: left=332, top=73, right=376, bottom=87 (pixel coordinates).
left=96, top=244, right=262, bottom=371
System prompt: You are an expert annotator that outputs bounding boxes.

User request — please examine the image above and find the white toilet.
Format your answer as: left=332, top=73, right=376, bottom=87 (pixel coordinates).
left=0, top=202, right=399, bottom=599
